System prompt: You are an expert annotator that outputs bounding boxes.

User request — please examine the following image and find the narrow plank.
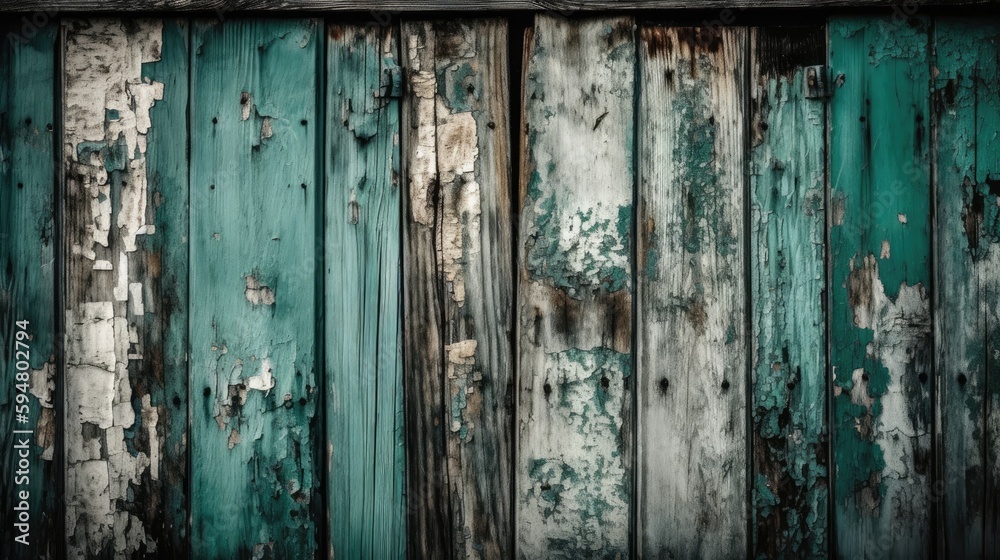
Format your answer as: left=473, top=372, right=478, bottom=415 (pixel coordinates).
left=636, top=25, right=748, bottom=559
left=748, top=28, right=828, bottom=559
left=933, top=18, right=1000, bottom=557
left=0, top=21, right=59, bottom=560
left=325, top=23, right=405, bottom=560
left=189, top=19, right=321, bottom=559
left=2, top=0, right=996, bottom=13
left=402, top=19, right=514, bottom=559
left=63, top=19, right=188, bottom=557
left=829, top=17, right=933, bottom=558
left=516, top=15, right=634, bottom=558
left=401, top=18, right=452, bottom=559
left=137, top=20, right=189, bottom=555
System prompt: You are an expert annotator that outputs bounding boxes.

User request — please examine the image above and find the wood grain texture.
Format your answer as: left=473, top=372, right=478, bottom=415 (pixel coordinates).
left=136, top=20, right=190, bottom=555
left=63, top=18, right=188, bottom=558
left=748, top=27, right=828, bottom=559
left=325, top=23, right=405, bottom=560
left=516, top=15, right=634, bottom=559
left=189, top=18, right=321, bottom=559
left=932, top=17, right=1000, bottom=558
left=402, top=18, right=514, bottom=559
left=636, top=25, right=747, bottom=559
left=829, top=16, right=933, bottom=559
left=401, top=19, right=450, bottom=559
left=0, top=0, right=994, bottom=12
left=0, top=20, right=59, bottom=560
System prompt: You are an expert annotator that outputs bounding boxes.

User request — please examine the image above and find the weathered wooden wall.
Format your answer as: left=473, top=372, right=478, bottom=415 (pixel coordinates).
left=1, top=12, right=999, bottom=560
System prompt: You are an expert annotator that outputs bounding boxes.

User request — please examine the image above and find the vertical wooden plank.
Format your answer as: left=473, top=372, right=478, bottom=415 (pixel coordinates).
left=748, top=28, right=828, bottom=559
left=189, top=19, right=321, bottom=559
left=326, top=23, right=405, bottom=560
left=829, top=17, right=933, bottom=558
left=636, top=26, right=747, bottom=559
left=402, top=19, right=514, bottom=558
left=63, top=18, right=188, bottom=558
left=0, top=21, right=59, bottom=560
left=138, top=20, right=189, bottom=554
left=516, top=15, right=634, bottom=558
left=977, top=26, right=1000, bottom=557
left=933, top=18, right=1000, bottom=557
left=401, top=20, right=451, bottom=559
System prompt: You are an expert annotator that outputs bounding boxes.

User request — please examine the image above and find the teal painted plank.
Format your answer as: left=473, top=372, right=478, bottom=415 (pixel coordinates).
left=933, top=17, right=1000, bottom=557
left=636, top=25, right=748, bottom=559
left=63, top=19, right=188, bottom=557
left=139, top=19, right=190, bottom=554
left=402, top=19, right=514, bottom=558
left=0, top=21, right=58, bottom=560
left=749, top=27, right=828, bottom=559
left=516, top=15, right=634, bottom=559
left=325, top=23, right=405, bottom=560
left=190, top=19, right=321, bottom=559
left=829, top=16, right=933, bottom=558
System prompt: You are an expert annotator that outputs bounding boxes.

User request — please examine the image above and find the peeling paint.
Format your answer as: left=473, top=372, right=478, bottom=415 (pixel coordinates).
left=439, top=109, right=481, bottom=305
left=446, top=340, right=478, bottom=441
left=245, top=274, right=276, bottom=306
left=407, top=33, right=438, bottom=227
left=64, top=19, right=166, bottom=556
left=836, top=254, right=931, bottom=537
left=520, top=347, right=629, bottom=558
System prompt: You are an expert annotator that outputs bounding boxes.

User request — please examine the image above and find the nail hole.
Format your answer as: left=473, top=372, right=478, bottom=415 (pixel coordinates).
left=301, top=183, right=307, bottom=190
left=210, top=184, right=215, bottom=190
left=600, top=375, right=610, bottom=390
left=299, top=397, right=307, bottom=406
left=958, top=374, right=968, bottom=385
left=859, top=116, right=866, bottom=122
left=659, top=378, right=669, bottom=392
left=721, top=380, right=730, bottom=391
left=45, top=123, right=53, bottom=131
left=487, top=121, right=496, bottom=129
left=24, top=117, right=31, bottom=125
left=543, top=383, right=552, bottom=396
left=172, top=396, right=181, bottom=407
left=212, top=117, right=218, bottom=124
left=787, top=381, right=796, bottom=390
left=300, top=119, right=308, bottom=126
left=861, top=372, right=870, bottom=382
left=17, top=182, right=23, bottom=189
left=203, top=387, right=211, bottom=397
left=918, top=372, right=928, bottom=383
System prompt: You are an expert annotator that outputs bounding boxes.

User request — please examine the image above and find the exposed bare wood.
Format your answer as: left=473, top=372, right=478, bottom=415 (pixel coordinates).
left=636, top=24, right=748, bottom=559
left=516, top=15, right=635, bottom=559
left=401, top=18, right=514, bottom=559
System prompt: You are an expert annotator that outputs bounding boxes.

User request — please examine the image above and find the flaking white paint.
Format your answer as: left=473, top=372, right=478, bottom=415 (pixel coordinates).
left=64, top=18, right=165, bottom=556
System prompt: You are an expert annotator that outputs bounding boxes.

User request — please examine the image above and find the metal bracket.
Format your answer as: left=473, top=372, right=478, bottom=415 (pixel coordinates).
left=804, top=65, right=828, bottom=99
left=377, top=59, right=403, bottom=99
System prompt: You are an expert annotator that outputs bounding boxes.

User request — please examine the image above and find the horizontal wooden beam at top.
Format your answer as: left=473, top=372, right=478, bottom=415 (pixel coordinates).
left=0, top=0, right=996, bottom=12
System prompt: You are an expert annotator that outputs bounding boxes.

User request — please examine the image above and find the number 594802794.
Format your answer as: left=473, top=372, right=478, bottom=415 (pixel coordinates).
left=13, top=320, right=31, bottom=422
